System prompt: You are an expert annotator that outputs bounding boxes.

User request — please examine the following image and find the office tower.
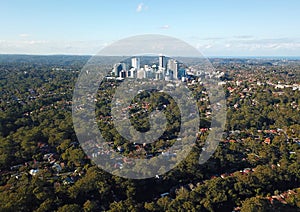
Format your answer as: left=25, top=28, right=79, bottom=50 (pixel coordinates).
left=164, top=69, right=171, bottom=81
left=128, top=68, right=137, bottom=78
left=155, top=70, right=163, bottom=80
left=113, top=63, right=127, bottom=77
left=159, top=55, right=167, bottom=69
left=131, top=57, right=140, bottom=70
left=168, top=59, right=179, bottom=80
left=144, top=65, right=154, bottom=79
left=113, top=63, right=122, bottom=77
left=120, top=70, right=126, bottom=78
left=137, top=68, right=146, bottom=79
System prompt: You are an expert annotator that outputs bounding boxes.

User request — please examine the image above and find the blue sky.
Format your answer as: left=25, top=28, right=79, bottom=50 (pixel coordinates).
left=1, top=0, right=300, bottom=56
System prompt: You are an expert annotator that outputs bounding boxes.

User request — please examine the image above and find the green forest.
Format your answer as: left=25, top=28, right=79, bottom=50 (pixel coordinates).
left=0, top=55, right=299, bottom=211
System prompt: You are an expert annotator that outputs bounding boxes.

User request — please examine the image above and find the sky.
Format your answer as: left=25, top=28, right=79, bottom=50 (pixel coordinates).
left=1, top=0, right=300, bottom=56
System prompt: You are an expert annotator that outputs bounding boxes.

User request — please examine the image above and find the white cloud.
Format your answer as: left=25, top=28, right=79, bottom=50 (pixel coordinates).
left=1, top=36, right=299, bottom=56
left=19, top=34, right=30, bottom=38
left=136, top=3, right=144, bottom=12
left=160, top=25, right=170, bottom=30
left=136, top=3, right=148, bottom=12
left=25, top=40, right=48, bottom=45
left=233, top=35, right=254, bottom=40
left=194, top=36, right=300, bottom=56
left=0, top=40, right=106, bottom=55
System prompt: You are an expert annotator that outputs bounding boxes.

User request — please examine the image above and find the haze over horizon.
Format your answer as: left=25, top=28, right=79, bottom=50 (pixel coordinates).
left=1, top=0, right=300, bottom=56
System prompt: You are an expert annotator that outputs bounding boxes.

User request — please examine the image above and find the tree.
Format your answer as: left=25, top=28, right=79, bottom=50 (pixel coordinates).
left=83, top=200, right=100, bottom=212
left=57, top=204, right=82, bottom=212
left=241, top=197, right=270, bottom=212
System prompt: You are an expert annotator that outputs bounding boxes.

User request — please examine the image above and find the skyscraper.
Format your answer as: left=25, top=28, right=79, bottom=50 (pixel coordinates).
left=120, top=70, right=126, bottom=78
left=131, top=57, right=140, bottom=70
left=128, top=68, right=137, bottom=78
left=159, top=55, right=167, bottom=69
left=168, top=59, right=179, bottom=80
left=113, top=63, right=126, bottom=77
left=137, top=68, right=146, bottom=79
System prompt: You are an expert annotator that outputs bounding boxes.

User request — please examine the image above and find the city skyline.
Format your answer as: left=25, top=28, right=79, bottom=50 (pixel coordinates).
left=112, top=55, right=184, bottom=81
left=1, top=0, right=300, bottom=56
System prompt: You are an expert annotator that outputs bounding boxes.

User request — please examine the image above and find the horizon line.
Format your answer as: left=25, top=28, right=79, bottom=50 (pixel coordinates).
left=0, top=53, right=300, bottom=59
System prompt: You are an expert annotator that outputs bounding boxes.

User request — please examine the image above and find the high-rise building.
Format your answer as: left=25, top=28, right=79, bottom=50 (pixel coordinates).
left=113, top=63, right=127, bottom=77
left=144, top=65, right=154, bottom=79
left=159, top=55, right=167, bottom=69
left=168, top=59, right=179, bottom=80
left=164, top=69, right=171, bottom=81
left=131, top=57, right=140, bottom=70
left=155, top=70, right=163, bottom=80
left=128, top=68, right=137, bottom=78
left=120, top=70, right=126, bottom=78
left=137, top=68, right=146, bottom=79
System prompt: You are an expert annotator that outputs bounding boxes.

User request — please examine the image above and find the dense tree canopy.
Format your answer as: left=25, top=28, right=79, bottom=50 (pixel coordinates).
left=0, top=56, right=299, bottom=211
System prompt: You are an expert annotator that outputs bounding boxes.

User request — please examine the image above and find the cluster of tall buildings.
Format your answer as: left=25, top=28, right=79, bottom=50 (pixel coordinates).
left=112, top=55, right=186, bottom=81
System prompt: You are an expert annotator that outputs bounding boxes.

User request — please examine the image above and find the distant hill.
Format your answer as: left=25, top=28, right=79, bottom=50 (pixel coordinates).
left=0, top=54, right=91, bottom=66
